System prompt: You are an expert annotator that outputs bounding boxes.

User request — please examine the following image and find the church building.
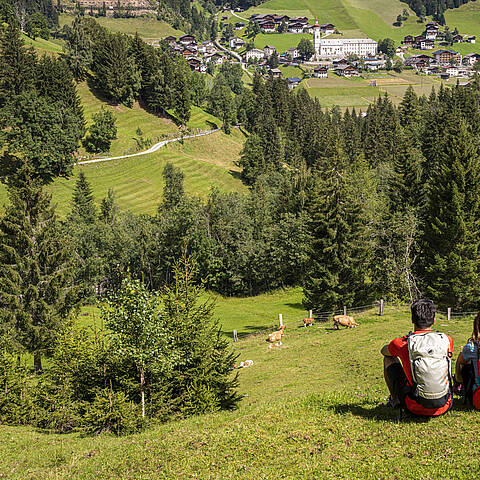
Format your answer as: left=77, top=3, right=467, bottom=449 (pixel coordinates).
left=312, top=21, right=377, bottom=59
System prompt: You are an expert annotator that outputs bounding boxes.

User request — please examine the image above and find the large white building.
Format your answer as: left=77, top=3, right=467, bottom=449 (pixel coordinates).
left=312, top=22, right=377, bottom=59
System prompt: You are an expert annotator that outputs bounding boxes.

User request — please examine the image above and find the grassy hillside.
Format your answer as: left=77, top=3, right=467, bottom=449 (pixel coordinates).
left=253, top=32, right=311, bottom=51
left=244, top=0, right=480, bottom=45
left=0, top=78, right=247, bottom=215
left=1, top=302, right=478, bottom=479
left=78, top=82, right=178, bottom=157
left=59, top=14, right=183, bottom=40
left=48, top=128, right=246, bottom=215
left=22, top=33, right=63, bottom=54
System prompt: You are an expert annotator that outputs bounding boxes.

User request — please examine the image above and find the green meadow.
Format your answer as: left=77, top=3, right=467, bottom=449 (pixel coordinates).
left=50, top=129, right=246, bottom=215
left=22, top=33, right=63, bottom=53
left=301, top=71, right=449, bottom=109
left=253, top=32, right=311, bottom=52
left=1, top=298, right=478, bottom=479
left=243, top=0, right=480, bottom=46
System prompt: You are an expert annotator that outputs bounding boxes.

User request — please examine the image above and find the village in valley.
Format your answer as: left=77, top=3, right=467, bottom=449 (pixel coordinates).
left=159, top=9, right=480, bottom=94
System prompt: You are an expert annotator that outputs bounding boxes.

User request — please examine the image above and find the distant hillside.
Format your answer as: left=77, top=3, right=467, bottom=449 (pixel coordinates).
left=243, top=0, right=480, bottom=43
left=59, top=14, right=183, bottom=40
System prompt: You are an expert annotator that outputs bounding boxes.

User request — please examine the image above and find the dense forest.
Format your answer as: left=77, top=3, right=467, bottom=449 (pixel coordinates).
left=0, top=17, right=241, bottom=432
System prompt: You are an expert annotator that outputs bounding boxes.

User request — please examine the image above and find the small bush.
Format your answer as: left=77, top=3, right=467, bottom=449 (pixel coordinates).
left=32, top=380, right=85, bottom=433
left=83, top=389, right=144, bottom=435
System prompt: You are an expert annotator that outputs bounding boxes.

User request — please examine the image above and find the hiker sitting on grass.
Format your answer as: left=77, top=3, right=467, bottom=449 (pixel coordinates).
left=380, top=299, right=453, bottom=416
left=454, top=312, right=480, bottom=409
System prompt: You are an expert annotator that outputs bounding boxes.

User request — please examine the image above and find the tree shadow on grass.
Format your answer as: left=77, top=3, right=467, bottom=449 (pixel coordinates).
left=86, top=76, right=118, bottom=106
left=228, top=169, right=243, bottom=182
left=206, top=120, right=219, bottom=129
left=221, top=324, right=275, bottom=340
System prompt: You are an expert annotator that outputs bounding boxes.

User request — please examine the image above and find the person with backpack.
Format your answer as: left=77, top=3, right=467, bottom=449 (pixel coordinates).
left=381, top=299, right=454, bottom=416
left=453, top=312, right=480, bottom=409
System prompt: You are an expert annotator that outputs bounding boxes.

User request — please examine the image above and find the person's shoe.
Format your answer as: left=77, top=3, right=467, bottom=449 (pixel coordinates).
left=386, top=395, right=401, bottom=409
left=453, top=382, right=465, bottom=396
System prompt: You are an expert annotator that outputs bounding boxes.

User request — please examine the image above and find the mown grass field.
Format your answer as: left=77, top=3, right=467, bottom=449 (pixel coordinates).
left=253, top=32, right=311, bottom=52
left=1, top=299, right=479, bottom=479
left=46, top=128, right=245, bottom=216
left=301, top=71, right=448, bottom=109
left=243, top=0, right=480, bottom=46
left=59, top=14, right=182, bottom=40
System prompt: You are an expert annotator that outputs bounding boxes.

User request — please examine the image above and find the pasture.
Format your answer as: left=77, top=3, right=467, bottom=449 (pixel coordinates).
left=22, top=34, right=63, bottom=53
left=253, top=32, right=311, bottom=52
left=1, top=298, right=478, bottom=479
left=243, top=0, right=480, bottom=49
left=53, top=130, right=246, bottom=215
left=301, top=71, right=448, bottom=109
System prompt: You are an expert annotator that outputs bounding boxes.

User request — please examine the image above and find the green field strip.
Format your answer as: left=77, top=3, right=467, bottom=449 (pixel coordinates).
left=59, top=14, right=183, bottom=39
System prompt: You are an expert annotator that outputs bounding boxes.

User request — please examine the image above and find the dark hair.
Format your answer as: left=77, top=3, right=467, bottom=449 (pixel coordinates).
left=411, top=299, right=436, bottom=329
left=470, top=312, right=480, bottom=343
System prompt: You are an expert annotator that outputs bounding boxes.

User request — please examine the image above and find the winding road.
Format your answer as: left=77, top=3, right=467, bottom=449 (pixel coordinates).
left=214, top=40, right=253, bottom=77
left=76, top=128, right=221, bottom=166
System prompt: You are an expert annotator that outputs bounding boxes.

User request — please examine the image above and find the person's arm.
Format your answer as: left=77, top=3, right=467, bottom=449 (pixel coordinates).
left=455, top=352, right=467, bottom=382
left=381, top=344, right=392, bottom=357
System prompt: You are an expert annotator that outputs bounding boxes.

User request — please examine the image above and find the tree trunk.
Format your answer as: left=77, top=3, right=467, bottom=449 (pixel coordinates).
left=139, top=367, right=145, bottom=418
left=34, top=352, right=42, bottom=373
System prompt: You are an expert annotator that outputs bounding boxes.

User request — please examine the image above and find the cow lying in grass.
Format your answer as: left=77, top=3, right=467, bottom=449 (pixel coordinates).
left=268, top=325, right=286, bottom=343
left=333, top=315, right=358, bottom=329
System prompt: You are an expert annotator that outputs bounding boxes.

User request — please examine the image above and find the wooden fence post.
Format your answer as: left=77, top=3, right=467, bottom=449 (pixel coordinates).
left=447, top=308, right=451, bottom=321
left=380, top=299, right=384, bottom=316
left=343, top=306, right=347, bottom=316
left=279, top=314, right=283, bottom=327
left=233, top=330, right=238, bottom=342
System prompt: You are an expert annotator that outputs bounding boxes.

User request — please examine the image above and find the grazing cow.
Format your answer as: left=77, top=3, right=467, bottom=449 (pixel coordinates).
left=333, top=315, right=358, bottom=329
left=268, top=325, right=286, bottom=343
left=303, top=317, right=314, bottom=327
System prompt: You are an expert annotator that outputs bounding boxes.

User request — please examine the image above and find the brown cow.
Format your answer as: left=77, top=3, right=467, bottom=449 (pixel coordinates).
left=268, top=325, right=286, bottom=343
left=303, top=317, right=314, bottom=327
left=333, top=315, right=359, bottom=329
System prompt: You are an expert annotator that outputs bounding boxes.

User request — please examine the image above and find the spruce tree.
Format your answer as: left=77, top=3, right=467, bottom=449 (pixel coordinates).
left=236, top=133, right=265, bottom=185
left=70, top=171, right=97, bottom=223
left=162, top=162, right=185, bottom=209
left=93, top=32, right=141, bottom=107
left=173, top=66, right=191, bottom=126
left=303, top=147, right=375, bottom=311
left=62, top=15, right=92, bottom=81
left=420, top=116, right=480, bottom=308
left=0, top=21, right=36, bottom=104
left=398, top=86, right=421, bottom=144
left=0, top=177, right=78, bottom=371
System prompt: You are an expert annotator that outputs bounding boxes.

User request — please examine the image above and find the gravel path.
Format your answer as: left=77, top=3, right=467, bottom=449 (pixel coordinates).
left=76, top=128, right=221, bottom=166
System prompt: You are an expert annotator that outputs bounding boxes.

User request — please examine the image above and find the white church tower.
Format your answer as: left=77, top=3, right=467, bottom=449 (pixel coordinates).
left=313, top=19, right=321, bottom=58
